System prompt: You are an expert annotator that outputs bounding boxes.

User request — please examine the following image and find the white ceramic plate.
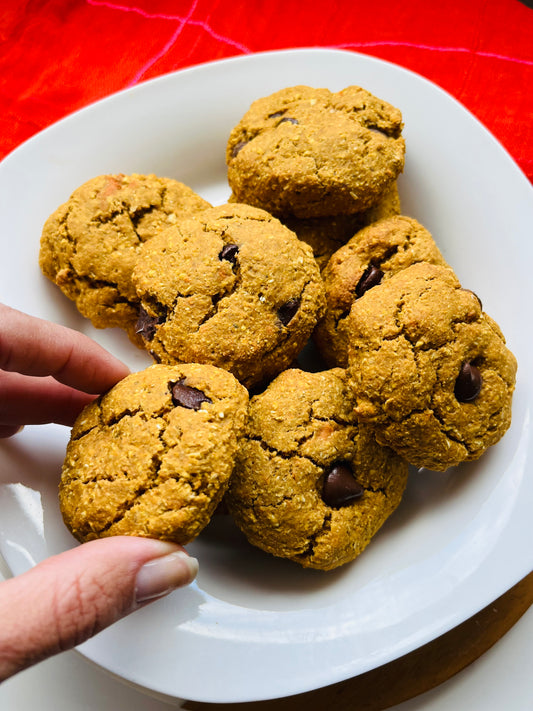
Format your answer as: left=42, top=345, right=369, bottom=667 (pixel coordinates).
left=0, top=48, right=532, bottom=704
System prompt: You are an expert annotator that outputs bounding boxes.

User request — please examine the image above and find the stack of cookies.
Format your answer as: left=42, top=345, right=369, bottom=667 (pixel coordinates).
left=39, top=84, right=517, bottom=572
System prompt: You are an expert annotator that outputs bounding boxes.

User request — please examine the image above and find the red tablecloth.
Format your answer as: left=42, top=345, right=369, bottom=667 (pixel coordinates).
left=1, top=0, right=532, bottom=184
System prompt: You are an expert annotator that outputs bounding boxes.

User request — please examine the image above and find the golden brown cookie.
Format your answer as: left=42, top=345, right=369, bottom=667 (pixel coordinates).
left=314, top=215, right=449, bottom=367
left=346, top=263, right=517, bottom=471
left=132, top=203, right=326, bottom=388
left=59, top=363, right=248, bottom=544
left=39, top=173, right=210, bottom=339
left=226, top=368, right=408, bottom=570
left=226, top=85, right=405, bottom=218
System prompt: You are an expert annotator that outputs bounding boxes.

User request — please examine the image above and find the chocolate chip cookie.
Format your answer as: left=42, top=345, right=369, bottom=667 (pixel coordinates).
left=346, top=263, right=517, bottom=471
left=226, top=85, right=405, bottom=218
left=132, top=203, right=326, bottom=388
left=59, top=363, right=248, bottom=544
left=226, top=368, right=408, bottom=570
left=314, top=215, right=449, bottom=367
left=39, top=173, right=210, bottom=339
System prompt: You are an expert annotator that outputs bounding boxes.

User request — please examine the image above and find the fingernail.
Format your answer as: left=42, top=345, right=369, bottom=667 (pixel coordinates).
left=135, top=551, right=199, bottom=604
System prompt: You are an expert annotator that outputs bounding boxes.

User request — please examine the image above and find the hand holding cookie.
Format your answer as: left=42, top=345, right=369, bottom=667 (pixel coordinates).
left=0, top=304, right=198, bottom=680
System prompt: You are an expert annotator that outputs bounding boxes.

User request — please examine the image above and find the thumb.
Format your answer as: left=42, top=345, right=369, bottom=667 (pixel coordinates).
left=0, top=536, right=198, bottom=681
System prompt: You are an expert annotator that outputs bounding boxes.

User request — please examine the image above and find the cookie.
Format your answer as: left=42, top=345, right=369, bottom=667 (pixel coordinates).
left=346, top=263, right=517, bottom=471
left=226, top=368, right=408, bottom=570
left=314, top=215, right=449, bottom=367
left=132, top=203, right=326, bottom=388
left=226, top=85, right=405, bottom=218
left=39, top=173, right=211, bottom=339
left=59, top=363, right=248, bottom=545
left=281, top=181, right=402, bottom=270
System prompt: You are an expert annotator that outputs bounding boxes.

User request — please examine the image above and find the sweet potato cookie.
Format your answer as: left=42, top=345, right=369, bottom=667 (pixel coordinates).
left=314, top=215, right=449, bottom=367
left=59, top=363, right=248, bottom=545
left=132, top=203, right=326, bottom=388
left=226, top=85, right=405, bottom=218
left=39, top=173, right=210, bottom=339
left=226, top=368, right=408, bottom=570
left=346, top=263, right=517, bottom=471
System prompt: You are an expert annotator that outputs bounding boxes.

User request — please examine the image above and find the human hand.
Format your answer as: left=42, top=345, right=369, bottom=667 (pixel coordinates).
left=0, top=303, right=130, bottom=437
left=0, top=304, right=198, bottom=680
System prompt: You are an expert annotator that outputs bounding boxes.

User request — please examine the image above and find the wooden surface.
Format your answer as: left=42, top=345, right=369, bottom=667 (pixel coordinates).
left=183, top=571, right=533, bottom=711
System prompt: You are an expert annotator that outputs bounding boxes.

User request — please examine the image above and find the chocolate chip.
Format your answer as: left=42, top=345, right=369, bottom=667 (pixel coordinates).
left=219, top=243, right=239, bottom=264
left=322, top=462, right=364, bottom=508
left=268, top=111, right=285, bottom=119
left=454, top=361, right=483, bottom=402
left=277, top=298, right=300, bottom=326
left=135, top=306, right=164, bottom=341
left=231, top=140, right=248, bottom=158
left=355, top=265, right=384, bottom=297
left=171, top=380, right=212, bottom=410
left=278, top=117, right=298, bottom=125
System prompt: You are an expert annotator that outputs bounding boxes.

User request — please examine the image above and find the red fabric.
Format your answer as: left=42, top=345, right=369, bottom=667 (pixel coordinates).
left=1, top=0, right=533, bottom=184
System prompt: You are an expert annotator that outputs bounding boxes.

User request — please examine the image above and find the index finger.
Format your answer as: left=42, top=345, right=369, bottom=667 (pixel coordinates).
left=0, top=304, right=130, bottom=393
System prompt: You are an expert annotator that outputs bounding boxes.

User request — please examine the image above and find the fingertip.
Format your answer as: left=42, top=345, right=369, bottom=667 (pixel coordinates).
left=135, top=550, right=199, bottom=604
left=71, top=536, right=199, bottom=605
left=81, top=352, right=131, bottom=394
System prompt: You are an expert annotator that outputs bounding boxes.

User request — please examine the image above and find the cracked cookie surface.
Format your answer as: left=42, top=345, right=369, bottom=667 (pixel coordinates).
left=59, top=363, right=248, bottom=544
left=132, top=203, right=326, bottom=388
left=39, top=173, right=210, bottom=340
left=225, top=368, right=408, bottom=570
left=346, top=263, right=517, bottom=471
left=314, top=215, right=448, bottom=367
left=226, top=85, right=405, bottom=218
